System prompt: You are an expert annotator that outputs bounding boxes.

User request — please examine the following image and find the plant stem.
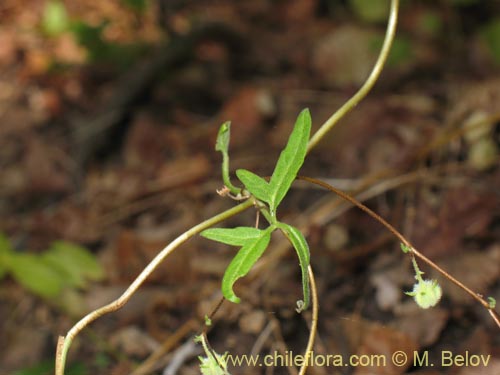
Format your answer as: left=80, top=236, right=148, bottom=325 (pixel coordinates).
left=298, top=265, right=318, bottom=375
left=55, top=199, right=254, bottom=375
left=411, top=257, right=424, bottom=282
left=297, top=175, right=500, bottom=329
left=306, top=0, right=399, bottom=154
left=221, top=149, right=240, bottom=196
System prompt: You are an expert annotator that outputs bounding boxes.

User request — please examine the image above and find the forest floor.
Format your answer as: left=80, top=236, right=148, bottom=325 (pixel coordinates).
left=0, top=1, right=499, bottom=374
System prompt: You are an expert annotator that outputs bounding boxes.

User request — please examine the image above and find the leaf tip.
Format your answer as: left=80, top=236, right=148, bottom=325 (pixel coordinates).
left=299, top=108, right=312, bottom=124
left=215, top=121, right=231, bottom=152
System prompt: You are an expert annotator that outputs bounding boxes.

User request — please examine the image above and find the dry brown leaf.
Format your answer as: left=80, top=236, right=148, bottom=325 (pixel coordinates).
left=392, top=305, right=449, bottom=347
left=431, top=245, right=500, bottom=304
left=277, top=0, right=316, bottom=23
left=0, top=29, right=17, bottom=67
left=239, top=310, right=266, bottom=334
left=109, top=326, right=159, bottom=358
left=455, top=358, right=500, bottom=375
left=218, top=86, right=270, bottom=147
left=113, top=228, right=193, bottom=284
left=411, top=187, right=496, bottom=258
left=339, top=317, right=419, bottom=375
left=458, top=327, right=493, bottom=362
left=353, top=323, right=419, bottom=375
left=156, top=154, right=210, bottom=191
left=123, top=113, right=168, bottom=169
left=1, top=136, right=71, bottom=197
left=0, top=325, right=50, bottom=373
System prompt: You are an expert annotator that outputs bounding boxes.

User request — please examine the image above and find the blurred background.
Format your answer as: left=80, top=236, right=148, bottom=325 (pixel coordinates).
left=0, top=0, right=499, bottom=374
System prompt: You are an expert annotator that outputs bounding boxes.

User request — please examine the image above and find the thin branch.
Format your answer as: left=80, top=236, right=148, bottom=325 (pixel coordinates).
left=297, top=175, right=500, bottom=329
left=55, top=199, right=254, bottom=375
left=306, top=0, right=399, bottom=153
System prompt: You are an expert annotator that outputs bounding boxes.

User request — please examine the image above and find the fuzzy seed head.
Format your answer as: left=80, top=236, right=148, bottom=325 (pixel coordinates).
left=408, top=279, right=442, bottom=309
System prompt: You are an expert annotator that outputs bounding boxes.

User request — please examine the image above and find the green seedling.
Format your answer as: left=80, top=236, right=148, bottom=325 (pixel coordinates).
left=202, top=109, right=311, bottom=312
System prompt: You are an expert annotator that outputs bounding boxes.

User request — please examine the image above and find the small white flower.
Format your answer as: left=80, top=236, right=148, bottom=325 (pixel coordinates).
left=407, top=279, right=442, bottom=309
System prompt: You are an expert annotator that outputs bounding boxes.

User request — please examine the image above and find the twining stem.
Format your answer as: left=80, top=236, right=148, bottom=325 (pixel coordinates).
left=298, top=266, right=318, bottom=375
left=296, top=175, right=500, bottom=329
left=56, top=0, right=401, bottom=372
left=55, top=199, right=254, bottom=375
left=306, top=0, right=399, bottom=154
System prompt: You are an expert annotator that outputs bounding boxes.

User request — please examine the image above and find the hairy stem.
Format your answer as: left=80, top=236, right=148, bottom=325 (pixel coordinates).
left=297, top=175, right=500, bottom=329
left=306, top=0, right=399, bottom=154
left=55, top=199, right=254, bottom=375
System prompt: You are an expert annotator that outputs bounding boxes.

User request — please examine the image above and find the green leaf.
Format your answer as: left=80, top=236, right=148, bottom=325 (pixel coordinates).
left=42, top=251, right=86, bottom=289
left=0, top=233, right=13, bottom=279
left=278, top=223, right=310, bottom=311
left=222, top=226, right=273, bottom=304
left=216, top=121, right=231, bottom=153
left=268, top=109, right=311, bottom=214
left=201, top=227, right=264, bottom=246
left=9, top=253, right=65, bottom=298
left=42, top=0, right=70, bottom=37
left=46, top=241, right=104, bottom=283
left=236, top=169, right=271, bottom=203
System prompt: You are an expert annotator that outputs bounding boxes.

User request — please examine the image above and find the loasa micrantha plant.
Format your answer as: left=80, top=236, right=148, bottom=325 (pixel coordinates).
left=201, top=111, right=312, bottom=313
left=55, top=1, right=499, bottom=374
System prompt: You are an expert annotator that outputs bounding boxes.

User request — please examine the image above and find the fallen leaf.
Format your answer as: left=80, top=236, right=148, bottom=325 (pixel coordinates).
left=218, top=86, right=270, bottom=147
left=113, top=228, right=193, bottom=284
left=392, top=304, right=448, bottom=347
left=239, top=310, right=266, bottom=334
left=431, top=245, right=500, bottom=305
left=411, top=187, right=496, bottom=258
left=109, top=326, right=159, bottom=358
left=456, top=358, right=500, bottom=375
left=122, top=113, right=167, bottom=169
left=353, top=322, right=418, bottom=375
